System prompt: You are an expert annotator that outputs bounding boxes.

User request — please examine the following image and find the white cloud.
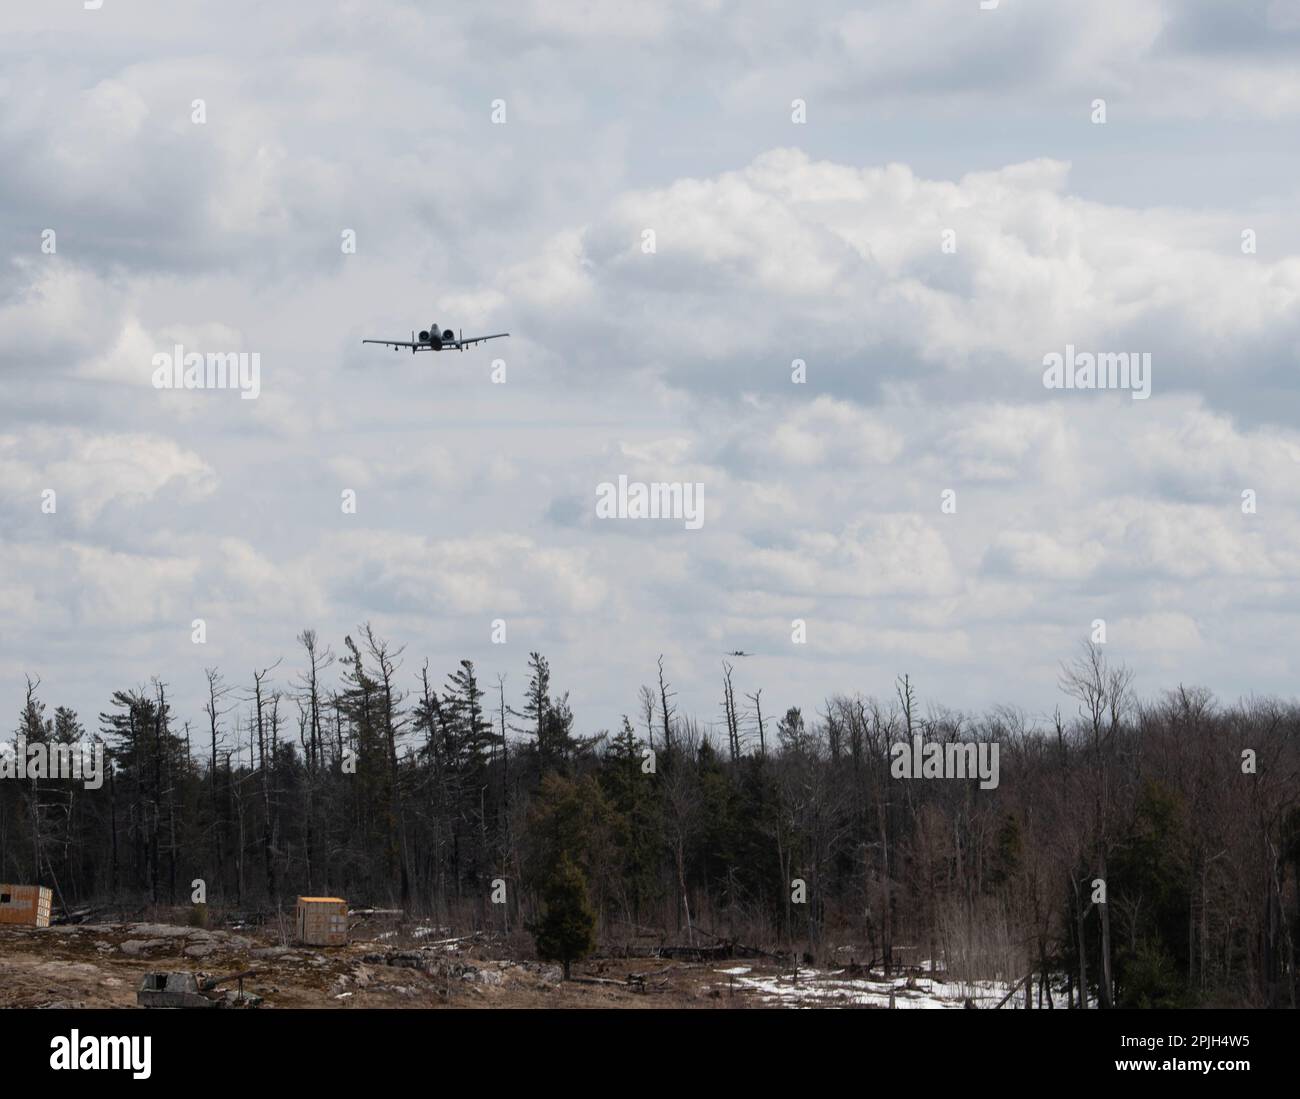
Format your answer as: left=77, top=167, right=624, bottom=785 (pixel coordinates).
left=4, top=2, right=1300, bottom=737
left=0, top=428, right=216, bottom=523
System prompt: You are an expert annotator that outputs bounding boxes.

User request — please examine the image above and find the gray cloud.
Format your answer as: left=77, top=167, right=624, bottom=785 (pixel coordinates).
left=3, top=1, right=1300, bottom=737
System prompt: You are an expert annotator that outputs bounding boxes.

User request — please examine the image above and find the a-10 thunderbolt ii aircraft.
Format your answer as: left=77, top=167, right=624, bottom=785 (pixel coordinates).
left=362, top=320, right=510, bottom=354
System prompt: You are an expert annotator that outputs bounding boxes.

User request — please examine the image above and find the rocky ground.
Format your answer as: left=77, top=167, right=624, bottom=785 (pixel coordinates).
left=0, top=919, right=713, bottom=1008
left=0, top=916, right=1013, bottom=1009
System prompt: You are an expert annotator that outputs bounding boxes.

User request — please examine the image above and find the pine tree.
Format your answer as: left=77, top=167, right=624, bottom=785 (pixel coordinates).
left=515, top=652, right=551, bottom=772
left=444, top=659, right=493, bottom=772
left=533, top=852, right=596, bottom=980
left=540, top=694, right=577, bottom=772
left=601, top=717, right=661, bottom=921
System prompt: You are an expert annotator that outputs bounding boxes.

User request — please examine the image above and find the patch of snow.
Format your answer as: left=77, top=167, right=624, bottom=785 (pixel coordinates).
left=712, top=967, right=1020, bottom=1010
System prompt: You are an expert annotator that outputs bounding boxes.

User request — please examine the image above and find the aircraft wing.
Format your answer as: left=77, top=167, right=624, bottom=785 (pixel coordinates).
left=453, top=332, right=510, bottom=348
left=362, top=338, right=424, bottom=349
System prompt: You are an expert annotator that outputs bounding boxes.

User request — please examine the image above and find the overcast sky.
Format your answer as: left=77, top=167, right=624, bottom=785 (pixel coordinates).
left=3, top=0, right=1300, bottom=745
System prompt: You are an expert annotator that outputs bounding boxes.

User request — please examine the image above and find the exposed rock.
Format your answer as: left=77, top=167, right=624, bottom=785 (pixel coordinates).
left=119, top=939, right=169, bottom=956
left=522, top=962, right=563, bottom=984
left=128, top=924, right=193, bottom=939
left=362, top=950, right=426, bottom=970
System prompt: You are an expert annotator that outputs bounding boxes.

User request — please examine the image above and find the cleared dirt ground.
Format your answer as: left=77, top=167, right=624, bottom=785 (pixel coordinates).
left=0, top=919, right=757, bottom=1009
left=0, top=913, right=1010, bottom=1009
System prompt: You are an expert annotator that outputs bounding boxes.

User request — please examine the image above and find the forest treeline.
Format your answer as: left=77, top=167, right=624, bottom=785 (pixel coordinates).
left=3, top=629, right=1298, bottom=1008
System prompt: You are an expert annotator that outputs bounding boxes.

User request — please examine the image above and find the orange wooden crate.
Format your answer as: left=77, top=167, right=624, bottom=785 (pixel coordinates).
left=295, top=896, right=347, bottom=946
left=0, top=884, right=52, bottom=927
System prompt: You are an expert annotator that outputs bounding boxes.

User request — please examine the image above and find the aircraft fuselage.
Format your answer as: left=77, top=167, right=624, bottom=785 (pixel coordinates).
left=418, top=323, right=456, bottom=350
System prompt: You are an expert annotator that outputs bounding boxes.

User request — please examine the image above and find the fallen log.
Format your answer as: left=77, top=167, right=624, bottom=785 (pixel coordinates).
left=695, top=926, right=784, bottom=960
left=992, top=974, right=1032, bottom=1010
left=200, top=968, right=260, bottom=991
left=53, top=905, right=99, bottom=926
left=654, top=944, right=734, bottom=961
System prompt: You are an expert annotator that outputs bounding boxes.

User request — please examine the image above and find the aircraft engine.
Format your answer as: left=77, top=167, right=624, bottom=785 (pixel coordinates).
left=418, top=331, right=430, bottom=341
left=442, top=329, right=455, bottom=340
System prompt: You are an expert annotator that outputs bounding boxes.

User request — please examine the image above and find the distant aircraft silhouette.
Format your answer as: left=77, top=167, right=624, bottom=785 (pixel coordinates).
left=363, top=320, right=509, bottom=354
left=725, top=650, right=753, bottom=657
